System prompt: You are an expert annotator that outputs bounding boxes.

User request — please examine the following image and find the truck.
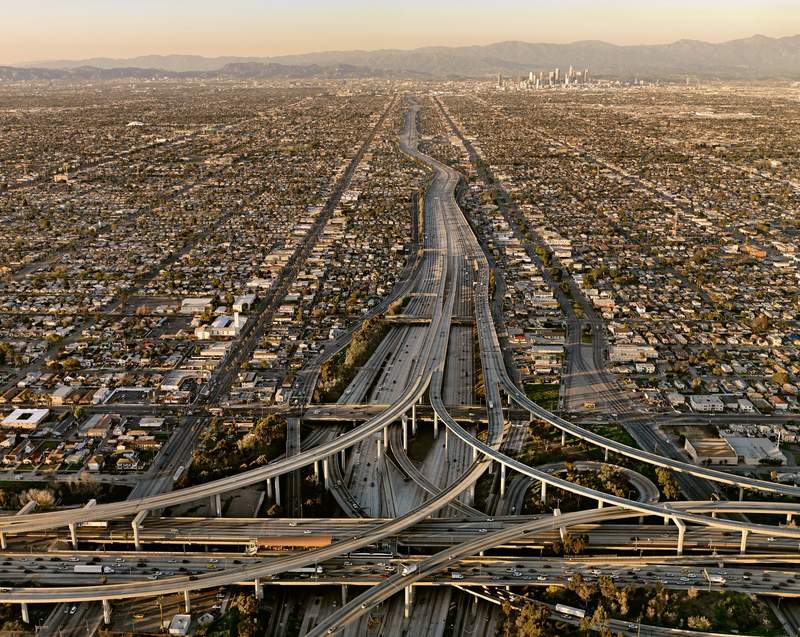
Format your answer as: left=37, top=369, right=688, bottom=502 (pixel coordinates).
left=450, top=572, right=464, bottom=580
left=707, top=574, right=726, bottom=585
left=401, top=564, right=418, bottom=576
left=74, top=565, right=114, bottom=574
left=172, top=465, right=185, bottom=482
left=555, top=604, right=586, bottom=619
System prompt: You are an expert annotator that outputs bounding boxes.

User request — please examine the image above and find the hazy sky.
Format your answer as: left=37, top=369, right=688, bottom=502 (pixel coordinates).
left=5, top=0, right=800, bottom=64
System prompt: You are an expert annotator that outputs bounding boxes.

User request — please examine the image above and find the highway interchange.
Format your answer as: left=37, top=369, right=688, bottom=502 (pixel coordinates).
left=2, top=97, right=800, bottom=636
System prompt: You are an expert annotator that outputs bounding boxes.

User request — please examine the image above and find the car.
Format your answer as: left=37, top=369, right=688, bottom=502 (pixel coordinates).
left=288, top=521, right=297, bottom=527
left=147, top=575, right=159, bottom=580
left=69, top=606, right=77, bottom=615
left=361, top=603, right=369, bottom=609
left=478, top=528, right=487, bottom=534
left=536, top=576, right=547, bottom=581
left=304, top=530, right=312, bottom=535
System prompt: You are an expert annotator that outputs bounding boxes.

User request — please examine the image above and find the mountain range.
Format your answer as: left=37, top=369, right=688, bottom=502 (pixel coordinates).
left=7, top=34, right=800, bottom=80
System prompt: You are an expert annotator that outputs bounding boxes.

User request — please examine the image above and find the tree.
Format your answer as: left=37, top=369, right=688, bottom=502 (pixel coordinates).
left=687, top=615, right=711, bottom=630
left=751, top=314, right=771, bottom=333
left=656, top=467, right=681, bottom=500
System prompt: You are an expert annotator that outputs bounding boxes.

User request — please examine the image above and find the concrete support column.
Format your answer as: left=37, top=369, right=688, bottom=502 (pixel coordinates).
left=674, top=518, right=686, bottom=556
left=433, top=412, right=439, bottom=439
left=274, top=478, right=281, bottom=507
left=553, top=508, right=565, bottom=541
left=341, top=585, right=348, bottom=606
left=402, top=416, right=408, bottom=451
left=0, top=532, right=5, bottom=550
left=69, top=523, right=78, bottom=550
left=561, top=431, right=566, bottom=446
left=472, top=446, right=478, bottom=462
left=500, top=464, right=506, bottom=498
left=787, top=513, right=794, bottom=525
left=20, top=603, right=29, bottom=624
left=340, top=448, right=346, bottom=468
left=313, top=461, right=320, bottom=484
left=444, top=427, right=449, bottom=451
left=740, top=529, right=749, bottom=555
left=663, top=516, right=670, bottom=526
left=377, top=438, right=383, bottom=459
left=469, top=482, right=476, bottom=505
left=184, top=590, right=191, bottom=613
left=604, top=448, right=609, bottom=462
left=323, top=458, right=330, bottom=489
left=383, top=426, right=389, bottom=450
left=739, top=487, right=745, bottom=501
left=597, top=500, right=604, bottom=509
left=214, top=493, right=222, bottom=517
left=102, top=599, right=111, bottom=625
left=266, top=477, right=273, bottom=499
left=132, top=510, right=148, bottom=551
left=404, top=585, right=414, bottom=619
left=540, top=481, right=547, bottom=504
left=255, top=578, right=263, bottom=600
left=411, top=404, right=417, bottom=435
left=711, top=511, right=717, bottom=519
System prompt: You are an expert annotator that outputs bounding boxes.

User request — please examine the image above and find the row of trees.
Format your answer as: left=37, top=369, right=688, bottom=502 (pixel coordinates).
left=315, top=316, right=389, bottom=402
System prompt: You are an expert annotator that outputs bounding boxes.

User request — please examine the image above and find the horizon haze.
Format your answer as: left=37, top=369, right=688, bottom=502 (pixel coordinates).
left=6, top=0, right=800, bottom=66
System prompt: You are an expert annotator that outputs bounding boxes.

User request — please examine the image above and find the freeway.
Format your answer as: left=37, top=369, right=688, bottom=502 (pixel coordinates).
left=2, top=98, right=800, bottom=637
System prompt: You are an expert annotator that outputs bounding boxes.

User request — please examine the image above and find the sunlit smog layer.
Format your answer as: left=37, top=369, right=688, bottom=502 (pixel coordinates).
left=0, top=77, right=799, bottom=637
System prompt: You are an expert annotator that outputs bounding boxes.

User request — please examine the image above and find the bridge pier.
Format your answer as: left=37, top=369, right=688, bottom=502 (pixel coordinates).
left=341, top=584, right=348, bottom=606
left=132, top=510, right=148, bottom=551
left=739, top=487, right=744, bottom=501
left=411, top=404, right=417, bottom=435
left=314, top=461, right=320, bottom=484
left=740, top=529, right=749, bottom=555
left=184, top=590, right=191, bottom=613
left=468, top=482, right=475, bottom=505
left=211, top=493, right=222, bottom=517
left=404, top=585, right=414, bottom=619
left=433, top=412, right=439, bottom=439
left=553, top=508, right=565, bottom=540
left=102, top=599, right=112, bottom=625
left=444, top=427, right=448, bottom=451
left=788, top=513, right=794, bottom=525
left=20, top=602, right=29, bottom=624
left=323, top=458, right=330, bottom=489
left=597, top=500, right=604, bottom=509
left=402, top=416, right=408, bottom=451
left=255, top=578, right=263, bottom=600
left=540, top=481, right=547, bottom=504
left=340, top=448, right=346, bottom=468
left=266, top=477, right=273, bottom=499
left=561, top=431, right=566, bottom=447
left=604, top=448, right=609, bottom=462
left=377, top=437, right=383, bottom=459
left=274, top=478, right=281, bottom=507
left=500, top=464, right=506, bottom=497
left=383, top=426, right=389, bottom=450
left=69, top=522, right=78, bottom=550
left=674, top=518, right=686, bottom=556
